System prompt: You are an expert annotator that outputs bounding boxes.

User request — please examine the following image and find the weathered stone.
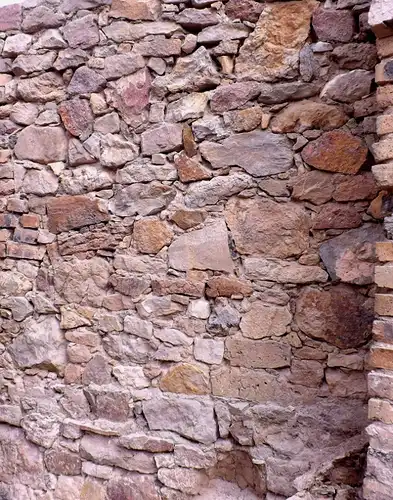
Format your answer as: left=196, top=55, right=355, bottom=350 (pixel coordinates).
left=194, top=339, right=224, bottom=365
left=12, top=52, right=56, bottom=76
left=312, top=8, right=354, bottom=42
left=312, top=203, right=362, bottom=229
left=58, top=98, right=93, bottom=138
left=106, top=68, right=151, bottom=127
left=110, top=182, right=176, bottom=216
left=103, top=21, right=179, bottom=43
left=152, top=278, right=205, bottom=298
left=226, top=337, right=291, bottom=368
left=332, top=43, right=377, bottom=70
left=99, top=53, right=145, bottom=81
left=291, top=171, right=334, bottom=205
left=158, top=468, right=208, bottom=495
left=109, top=273, right=150, bottom=298
left=258, top=82, right=319, bottom=105
left=226, top=106, right=263, bottom=133
left=107, top=475, right=160, bottom=500
left=168, top=220, right=233, bottom=272
left=154, top=47, right=220, bottom=93
left=82, top=355, right=112, bottom=385
left=10, top=102, right=38, bottom=125
left=236, top=0, right=317, bottom=81
left=22, top=5, right=65, bottom=33
left=210, top=82, right=260, bottom=113
left=271, top=101, right=347, bottom=133
left=154, top=328, right=193, bottom=346
left=0, top=405, right=22, bottom=426
left=301, top=130, right=368, bottom=174
left=166, top=93, right=208, bottom=122
left=177, top=8, right=220, bottom=29
left=101, top=134, right=139, bottom=168
left=0, top=271, right=32, bottom=296
left=110, top=0, right=161, bottom=20
left=17, top=73, right=65, bottom=102
left=244, top=257, right=328, bottom=284
left=319, top=224, right=384, bottom=284
left=22, top=168, right=59, bottom=196
left=63, top=15, right=99, bottom=50
left=8, top=316, right=66, bottom=371
left=120, top=433, right=174, bottom=453
left=54, top=48, right=89, bottom=71
left=0, top=4, right=21, bottom=31
left=133, top=218, right=173, bottom=254
left=44, top=449, right=82, bottom=476
left=171, top=209, right=207, bottom=229
left=198, top=23, right=250, bottom=44
left=185, top=173, right=254, bottom=208
left=225, top=197, right=309, bottom=258
left=160, top=364, right=210, bottom=395
left=134, top=36, right=182, bottom=57
left=240, top=302, right=291, bottom=339
left=47, top=195, right=109, bottom=233
left=207, top=300, right=241, bottom=335
left=206, top=276, right=252, bottom=298
left=141, top=123, right=183, bottom=155
left=143, top=394, right=217, bottom=444
left=295, top=285, right=373, bottom=348
left=174, top=152, right=212, bottom=183
left=321, top=70, right=373, bottom=104
left=68, top=66, right=106, bottom=95
left=200, top=131, right=292, bottom=176
left=225, top=0, right=264, bottom=22
left=81, top=434, right=156, bottom=473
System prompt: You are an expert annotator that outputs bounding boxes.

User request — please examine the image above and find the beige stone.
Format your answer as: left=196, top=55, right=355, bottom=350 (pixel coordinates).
left=109, top=0, right=161, bottom=20
left=369, top=342, right=393, bottom=370
left=369, top=398, right=393, bottom=424
left=372, top=163, right=393, bottom=187
left=225, top=197, right=309, bottom=259
left=159, top=363, right=210, bottom=395
left=375, top=294, right=393, bottom=316
left=133, top=218, right=173, bottom=254
left=240, top=302, right=291, bottom=339
left=225, top=337, right=291, bottom=369
left=375, top=264, right=393, bottom=288
left=372, top=134, right=393, bottom=162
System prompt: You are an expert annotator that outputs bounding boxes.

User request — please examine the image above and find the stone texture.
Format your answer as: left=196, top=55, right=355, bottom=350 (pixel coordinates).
left=142, top=123, right=183, bottom=155
left=110, top=0, right=161, bottom=20
left=236, top=0, right=317, bottom=81
left=15, top=126, right=67, bottom=164
left=295, top=285, right=373, bottom=348
left=301, top=130, right=368, bottom=174
left=312, top=8, right=355, bottom=42
left=225, top=197, right=309, bottom=258
left=58, top=98, right=93, bottom=137
left=168, top=221, right=233, bottom=272
left=210, top=82, right=260, bottom=113
left=160, top=363, right=210, bottom=395
left=0, top=4, right=21, bottom=31
left=226, top=337, right=291, bottom=368
left=244, top=257, right=328, bottom=284
left=133, top=218, right=173, bottom=254
left=321, top=70, right=373, bottom=103
left=200, top=131, right=293, bottom=176
left=240, top=302, right=291, bottom=339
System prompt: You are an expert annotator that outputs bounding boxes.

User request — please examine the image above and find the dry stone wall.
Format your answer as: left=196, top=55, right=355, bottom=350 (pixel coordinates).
left=0, top=0, right=384, bottom=498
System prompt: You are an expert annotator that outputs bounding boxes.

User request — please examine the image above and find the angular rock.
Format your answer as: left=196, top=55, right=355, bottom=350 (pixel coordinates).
left=194, top=339, right=225, bottom=365
left=99, top=53, right=145, bottom=81
left=333, top=173, right=378, bottom=201
left=22, top=168, right=59, bottom=196
left=154, top=47, right=220, bottom=93
left=101, top=134, right=139, bottom=168
left=0, top=4, right=21, bottom=31
left=225, top=197, right=309, bottom=258
left=160, top=363, right=210, bottom=395
left=133, top=218, right=173, bottom=254
left=332, top=43, right=377, bottom=70
left=81, top=434, right=156, bottom=473
left=312, top=8, right=354, bottom=42
left=291, top=171, right=334, bottom=205
left=134, top=36, right=182, bottom=57
left=174, top=152, right=212, bottom=183
left=110, top=0, right=161, bottom=20
left=226, top=337, right=291, bottom=368
left=226, top=106, right=263, bottom=133
left=258, top=82, right=319, bottom=104
left=225, top=0, right=264, bottom=23
left=109, top=182, right=176, bottom=216
left=321, top=70, right=373, bottom=103
left=200, top=131, right=293, bottom=176
left=82, top=355, right=112, bottom=385
left=120, top=433, right=174, bottom=453
left=141, top=123, right=183, bottom=155
left=106, top=68, right=151, bottom=127
left=206, top=276, right=252, bottom=298
left=319, top=224, right=384, bottom=284
left=37, top=29, right=67, bottom=50
left=271, top=101, right=347, bottom=133
left=17, top=72, right=65, bottom=102
left=47, top=195, right=109, bottom=233
left=236, top=0, right=317, bottom=81
left=103, top=20, right=179, bottom=43
left=54, top=48, right=89, bottom=71
left=143, top=394, right=217, bottom=444
left=10, top=102, right=38, bottom=125
left=22, top=5, right=65, bottom=33
left=166, top=93, right=208, bottom=122
left=44, top=449, right=82, bottom=476
left=68, top=66, right=106, bottom=95
left=63, top=15, right=99, bottom=50
left=240, top=302, right=291, bottom=339
left=171, top=209, right=207, bottom=229
left=158, top=468, right=208, bottom=495
left=15, top=126, right=67, bottom=164
left=177, top=8, right=220, bottom=29
left=168, top=220, right=233, bottom=272
left=58, top=98, right=93, bottom=138
left=312, top=203, right=362, bottom=229
left=12, top=52, right=56, bottom=76
left=8, top=316, right=66, bottom=371
left=295, top=285, right=373, bottom=348
left=107, top=475, right=160, bottom=500
left=301, top=130, right=368, bottom=174
left=244, top=257, right=328, bottom=284
left=210, top=82, right=260, bottom=113
left=198, top=23, right=250, bottom=44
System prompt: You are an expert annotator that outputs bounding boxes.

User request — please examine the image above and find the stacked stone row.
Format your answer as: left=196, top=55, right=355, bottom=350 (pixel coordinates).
left=0, top=0, right=386, bottom=499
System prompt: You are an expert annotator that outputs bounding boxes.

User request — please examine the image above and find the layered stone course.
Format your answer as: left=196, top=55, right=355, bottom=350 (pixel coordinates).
left=0, top=0, right=385, bottom=498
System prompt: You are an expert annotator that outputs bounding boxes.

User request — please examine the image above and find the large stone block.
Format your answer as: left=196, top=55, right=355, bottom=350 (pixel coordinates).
left=15, top=126, right=67, bottom=163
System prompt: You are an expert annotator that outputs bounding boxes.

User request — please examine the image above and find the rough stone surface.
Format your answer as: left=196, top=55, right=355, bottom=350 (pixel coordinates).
left=15, top=126, right=67, bottom=163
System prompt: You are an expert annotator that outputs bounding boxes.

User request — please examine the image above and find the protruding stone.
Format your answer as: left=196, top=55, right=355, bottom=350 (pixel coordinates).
left=321, top=70, right=373, bottom=103
left=58, top=98, right=93, bottom=138
left=68, top=66, right=106, bottom=95
left=301, top=130, right=368, bottom=174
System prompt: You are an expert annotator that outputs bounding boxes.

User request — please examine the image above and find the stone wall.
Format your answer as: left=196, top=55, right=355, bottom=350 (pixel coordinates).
left=364, top=1, right=393, bottom=499
left=0, top=0, right=383, bottom=498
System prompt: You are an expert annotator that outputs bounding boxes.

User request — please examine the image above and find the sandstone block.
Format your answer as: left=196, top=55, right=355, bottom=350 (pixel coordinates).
left=312, top=203, right=362, bottom=230
left=210, top=82, right=260, bottom=113
left=375, top=293, right=393, bottom=316
left=369, top=343, right=393, bottom=370
left=44, top=449, right=81, bottom=476
left=158, top=468, right=208, bottom=495
left=377, top=36, right=393, bottom=58
left=244, top=257, right=327, bottom=284
left=369, top=398, right=393, bottom=424
left=377, top=85, right=393, bottom=108
left=159, top=363, right=210, bottom=395
left=375, top=264, right=393, bottom=288
left=372, top=135, right=393, bottom=162
left=206, top=276, right=252, bottom=298
left=110, top=0, right=161, bottom=20
left=369, top=371, right=393, bottom=400
left=225, top=0, right=263, bottom=22
left=240, top=302, right=291, bottom=339
left=194, top=339, right=224, bottom=365
left=141, top=123, right=183, bottom=155
left=15, top=126, right=67, bottom=163
left=119, top=433, right=174, bottom=453
left=225, top=337, right=291, bottom=369
left=376, top=242, right=393, bottom=262
left=367, top=422, right=393, bottom=454
left=6, top=242, right=46, bottom=261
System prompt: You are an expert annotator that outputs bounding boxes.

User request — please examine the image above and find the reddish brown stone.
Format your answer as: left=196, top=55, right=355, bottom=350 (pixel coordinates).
left=47, top=196, right=110, bottom=233
left=183, top=125, right=198, bottom=158
left=20, top=213, right=40, bottom=229
left=58, top=98, right=93, bottom=137
left=312, top=203, right=362, bottom=229
left=159, top=363, right=210, bottom=395
left=133, top=218, right=173, bottom=254
left=225, top=0, right=264, bottom=23
left=295, top=285, right=373, bottom=348
left=291, top=171, right=334, bottom=205
left=312, top=8, right=354, bottom=42
left=333, top=172, right=378, bottom=202
left=0, top=4, right=21, bottom=31
left=0, top=214, right=18, bottom=228
left=171, top=209, right=207, bottom=230
left=301, top=130, right=368, bottom=174
left=44, top=449, right=82, bottom=476
left=206, top=276, right=253, bottom=298
left=6, top=242, right=45, bottom=260
left=174, top=152, right=212, bottom=183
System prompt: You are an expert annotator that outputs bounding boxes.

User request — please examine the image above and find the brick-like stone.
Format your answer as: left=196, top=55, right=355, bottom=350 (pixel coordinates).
left=369, top=398, right=393, bottom=424
left=225, top=337, right=291, bottom=369
left=372, top=135, right=393, bottom=162
left=375, top=294, right=393, bottom=316
left=373, top=320, right=393, bottom=344
left=6, top=242, right=45, bottom=260
left=377, top=85, right=393, bottom=108
left=372, top=162, right=393, bottom=187
left=375, top=264, right=393, bottom=288
left=133, top=218, right=173, bottom=254
left=369, top=343, right=393, bottom=370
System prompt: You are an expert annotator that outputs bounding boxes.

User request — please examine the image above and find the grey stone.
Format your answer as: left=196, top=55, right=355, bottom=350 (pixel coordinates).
left=0, top=405, right=22, bottom=426
left=62, top=0, right=111, bottom=13
left=166, top=93, right=208, bottom=122
left=2, top=33, right=32, bottom=57
left=207, top=300, right=241, bottom=336
left=8, top=316, right=66, bottom=371
left=17, top=73, right=65, bottom=102
left=22, top=5, right=65, bottom=33
left=321, top=70, right=374, bottom=103
left=15, top=126, right=67, bottom=164
left=103, top=21, right=179, bottom=42
left=143, top=394, right=217, bottom=444
left=168, top=220, right=233, bottom=272
left=154, top=47, right=220, bottom=93
left=22, top=413, right=60, bottom=448
left=12, top=52, right=56, bottom=76
left=258, top=82, right=320, bottom=105
left=141, top=123, right=183, bottom=155
left=158, top=467, right=208, bottom=495
left=154, top=328, right=193, bottom=346
left=109, top=182, right=176, bottom=216
left=244, top=258, right=328, bottom=284
left=116, top=160, right=176, bottom=184
left=54, top=49, right=89, bottom=71
left=210, top=82, right=260, bottom=113
left=1, top=296, right=33, bottom=321
left=200, top=131, right=293, bottom=176
left=192, top=114, right=228, bottom=141
left=103, top=334, right=155, bottom=364
left=101, top=134, right=139, bottom=168
left=119, top=432, right=174, bottom=453
left=10, top=102, right=38, bottom=125
left=36, top=29, right=67, bottom=49
left=194, top=339, right=224, bottom=365
left=63, top=15, right=99, bottom=50
left=124, top=315, right=153, bottom=340
left=99, top=53, right=145, bottom=80
left=198, top=23, right=250, bottom=43
left=177, top=8, right=220, bottom=29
